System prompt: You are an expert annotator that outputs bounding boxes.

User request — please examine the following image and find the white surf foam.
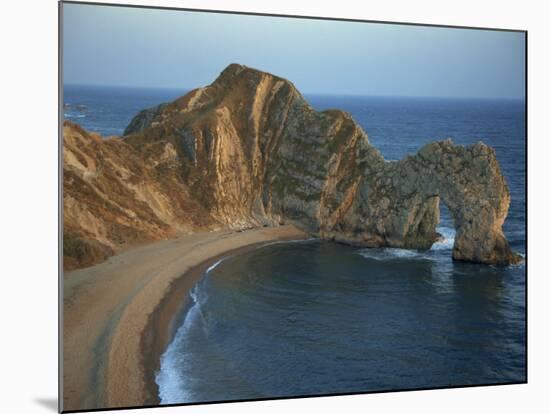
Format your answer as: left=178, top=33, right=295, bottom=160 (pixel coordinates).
left=205, top=258, right=225, bottom=274
left=156, top=280, right=209, bottom=403
left=358, top=226, right=456, bottom=261
left=358, top=247, right=435, bottom=261
left=431, top=227, right=455, bottom=251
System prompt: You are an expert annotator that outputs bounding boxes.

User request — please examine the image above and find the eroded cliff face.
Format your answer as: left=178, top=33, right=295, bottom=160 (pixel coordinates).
left=63, top=63, right=520, bottom=269
left=63, top=123, right=216, bottom=270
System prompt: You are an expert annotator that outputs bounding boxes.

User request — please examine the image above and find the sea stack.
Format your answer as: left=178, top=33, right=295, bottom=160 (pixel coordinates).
left=63, top=63, right=521, bottom=268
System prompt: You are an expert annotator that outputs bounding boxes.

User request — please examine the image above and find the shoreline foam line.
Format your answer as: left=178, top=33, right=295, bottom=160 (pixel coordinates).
left=206, top=258, right=228, bottom=274
left=155, top=279, right=205, bottom=404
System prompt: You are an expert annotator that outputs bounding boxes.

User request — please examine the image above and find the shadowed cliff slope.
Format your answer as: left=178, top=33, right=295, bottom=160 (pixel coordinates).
left=63, top=64, right=520, bottom=269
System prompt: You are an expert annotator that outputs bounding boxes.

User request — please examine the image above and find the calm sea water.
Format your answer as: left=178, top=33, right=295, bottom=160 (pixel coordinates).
left=64, top=84, right=186, bottom=136
left=63, top=85, right=526, bottom=403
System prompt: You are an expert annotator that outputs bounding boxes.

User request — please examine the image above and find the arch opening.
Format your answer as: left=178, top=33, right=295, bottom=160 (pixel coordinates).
left=430, top=198, right=456, bottom=253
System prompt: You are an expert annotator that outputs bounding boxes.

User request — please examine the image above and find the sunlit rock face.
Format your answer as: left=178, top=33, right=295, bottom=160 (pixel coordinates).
left=65, top=63, right=520, bottom=267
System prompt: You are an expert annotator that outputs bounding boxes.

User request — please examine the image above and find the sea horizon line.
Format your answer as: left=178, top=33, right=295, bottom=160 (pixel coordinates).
left=63, top=82, right=525, bottom=102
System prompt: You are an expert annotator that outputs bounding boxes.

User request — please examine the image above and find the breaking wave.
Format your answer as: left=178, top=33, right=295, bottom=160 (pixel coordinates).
left=206, top=258, right=226, bottom=274
left=357, top=226, right=456, bottom=261
left=431, top=227, right=456, bottom=251
left=156, top=275, right=210, bottom=403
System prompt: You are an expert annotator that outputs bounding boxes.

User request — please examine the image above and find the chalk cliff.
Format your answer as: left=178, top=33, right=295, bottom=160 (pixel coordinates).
left=63, top=64, right=520, bottom=269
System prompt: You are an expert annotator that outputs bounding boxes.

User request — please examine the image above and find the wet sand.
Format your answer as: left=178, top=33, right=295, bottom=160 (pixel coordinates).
left=62, top=225, right=307, bottom=411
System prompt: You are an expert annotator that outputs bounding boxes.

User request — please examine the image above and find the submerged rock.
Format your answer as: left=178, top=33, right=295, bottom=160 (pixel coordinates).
left=64, top=64, right=520, bottom=268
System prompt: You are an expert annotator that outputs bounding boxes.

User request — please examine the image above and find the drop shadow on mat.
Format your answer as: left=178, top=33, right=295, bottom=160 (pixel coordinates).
left=34, top=398, right=58, bottom=412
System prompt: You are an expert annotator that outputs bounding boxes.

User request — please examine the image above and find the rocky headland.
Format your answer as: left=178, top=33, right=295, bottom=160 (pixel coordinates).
left=63, top=63, right=521, bottom=268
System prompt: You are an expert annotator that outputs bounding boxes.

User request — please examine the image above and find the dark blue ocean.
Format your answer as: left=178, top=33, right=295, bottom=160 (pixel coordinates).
left=63, top=85, right=526, bottom=403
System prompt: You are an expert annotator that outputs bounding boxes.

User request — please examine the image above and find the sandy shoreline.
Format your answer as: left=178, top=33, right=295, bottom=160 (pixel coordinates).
left=63, top=225, right=307, bottom=411
left=140, top=242, right=281, bottom=406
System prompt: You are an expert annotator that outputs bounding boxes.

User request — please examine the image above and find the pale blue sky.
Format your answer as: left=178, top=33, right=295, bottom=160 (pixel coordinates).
left=62, top=3, right=525, bottom=99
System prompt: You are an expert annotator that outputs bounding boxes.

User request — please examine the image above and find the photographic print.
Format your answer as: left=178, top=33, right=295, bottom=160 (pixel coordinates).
left=61, top=2, right=526, bottom=412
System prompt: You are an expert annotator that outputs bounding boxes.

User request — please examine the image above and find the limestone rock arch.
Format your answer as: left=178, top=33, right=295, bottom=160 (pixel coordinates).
left=328, top=139, right=520, bottom=265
